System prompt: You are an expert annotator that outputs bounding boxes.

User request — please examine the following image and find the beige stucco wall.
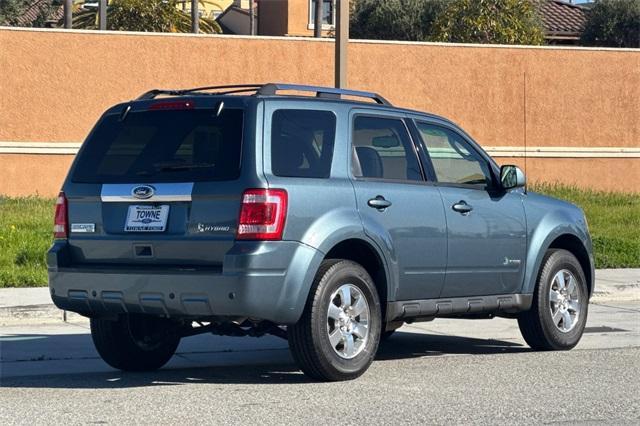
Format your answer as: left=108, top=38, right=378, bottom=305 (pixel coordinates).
left=0, top=155, right=74, bottom=197
left=351, top=42, right=640, bottom=149
left=287, top=0, right=312, bottom=36
left=0, top=28, right=638, bottom=196
left=0, top=29, right=334, bottom=143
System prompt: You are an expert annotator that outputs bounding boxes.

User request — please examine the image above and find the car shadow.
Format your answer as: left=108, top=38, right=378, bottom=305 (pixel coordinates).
left=376, top=330, right=527, bottom=360
left=0, top=330, right=526, bottom=389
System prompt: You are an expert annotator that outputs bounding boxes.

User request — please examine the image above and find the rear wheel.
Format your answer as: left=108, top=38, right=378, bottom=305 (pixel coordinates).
left=518, top=249, right=588, bottom=350
left=90, top=314, right=180, bottom=371
left=288, top=259, right=382, bottom=381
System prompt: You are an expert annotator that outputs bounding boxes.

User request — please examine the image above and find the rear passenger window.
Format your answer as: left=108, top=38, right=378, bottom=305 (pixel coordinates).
left=352, top=116, right=422, bottom=182
left=271, top=110, right=336, bottom=178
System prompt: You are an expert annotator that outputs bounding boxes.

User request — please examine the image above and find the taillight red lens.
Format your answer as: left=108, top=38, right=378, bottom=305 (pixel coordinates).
left=236, top=189, right=287, bottom=240
left=53, top=192, right=68, bottom=239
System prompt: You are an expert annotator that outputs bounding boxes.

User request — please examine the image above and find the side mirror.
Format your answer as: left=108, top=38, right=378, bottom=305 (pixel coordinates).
left=500, top=165, right=526, bottom=190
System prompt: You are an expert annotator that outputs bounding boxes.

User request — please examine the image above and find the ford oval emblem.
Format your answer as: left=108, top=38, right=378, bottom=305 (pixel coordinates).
left=132, top=185, right=155, bottom=199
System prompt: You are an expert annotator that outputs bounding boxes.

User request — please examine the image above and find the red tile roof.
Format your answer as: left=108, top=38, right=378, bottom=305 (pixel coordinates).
left=14, top=0, right=62, bottom=27
left=539, top=0, right=587, bottom=38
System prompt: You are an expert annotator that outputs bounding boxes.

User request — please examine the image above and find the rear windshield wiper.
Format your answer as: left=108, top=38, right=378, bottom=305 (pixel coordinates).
left=155, top=162, right=215, bottom=172
left=134, top=162, right=215, bottom=176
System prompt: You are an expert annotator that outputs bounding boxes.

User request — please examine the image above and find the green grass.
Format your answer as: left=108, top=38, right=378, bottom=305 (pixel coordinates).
left=529, top=183, right=640, bottom=269
left=0, top=185, right=638, bottom=288
left=0, top=197, right=54, bottom=288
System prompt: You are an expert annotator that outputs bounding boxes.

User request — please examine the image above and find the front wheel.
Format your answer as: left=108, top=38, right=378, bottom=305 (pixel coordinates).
left=90, top=314, right=180, bottom=371
left=288, top=259, right=382, bottom=381
left=518, top=249, right=589, bottom=350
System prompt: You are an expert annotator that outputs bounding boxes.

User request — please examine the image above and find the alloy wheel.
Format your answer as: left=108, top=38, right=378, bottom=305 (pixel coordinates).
left=326, top=284, right=370, bottom=359
left=549, top=269, right=582, bottom=333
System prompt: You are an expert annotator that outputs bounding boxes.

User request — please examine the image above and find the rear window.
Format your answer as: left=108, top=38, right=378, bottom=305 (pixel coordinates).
left=271, top=109, right=336, bottom=178
left=72, top=108, right=243, bottom=183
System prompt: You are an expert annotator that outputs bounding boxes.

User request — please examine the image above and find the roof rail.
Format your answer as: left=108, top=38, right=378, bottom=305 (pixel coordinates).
left=257, top=83, right=392, bottom=106
left=136, top=84, right=264, bottom=100
left=136, top=83, right=392, bottom=106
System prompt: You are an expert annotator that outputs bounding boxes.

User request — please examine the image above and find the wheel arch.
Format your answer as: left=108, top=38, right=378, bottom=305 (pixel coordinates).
left=547, top=234, right=594, bottom=297
left=323, top=238, right=391, bottom=321
left=526, top=231, right=595, bottom=298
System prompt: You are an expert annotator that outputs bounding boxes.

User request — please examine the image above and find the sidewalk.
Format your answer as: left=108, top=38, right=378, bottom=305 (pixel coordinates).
left=0, top=269, right=638, bottom=325
left=592, top=268, right=640, bottom=301
left=0, top=287, right=69, bottom=325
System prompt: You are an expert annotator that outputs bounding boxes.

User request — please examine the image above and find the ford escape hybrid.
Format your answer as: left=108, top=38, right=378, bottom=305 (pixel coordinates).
left=48, top=83, right=594, bottom=381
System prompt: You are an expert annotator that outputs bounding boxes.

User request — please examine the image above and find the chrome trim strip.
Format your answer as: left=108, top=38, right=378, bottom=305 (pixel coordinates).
left=101, top=183, right=194, bottom=202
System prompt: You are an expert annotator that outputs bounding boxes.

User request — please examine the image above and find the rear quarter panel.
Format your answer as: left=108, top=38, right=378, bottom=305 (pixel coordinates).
left=261, top=99, right=396, bottom=302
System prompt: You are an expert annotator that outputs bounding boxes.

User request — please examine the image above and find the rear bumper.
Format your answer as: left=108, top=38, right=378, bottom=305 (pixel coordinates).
left=47, top=240, right=324, bottom=324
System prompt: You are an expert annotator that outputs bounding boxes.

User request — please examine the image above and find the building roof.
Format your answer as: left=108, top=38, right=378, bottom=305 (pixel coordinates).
left=12, top=0, right=62, bottom=27
left=539, top=0, right=588, bottom=39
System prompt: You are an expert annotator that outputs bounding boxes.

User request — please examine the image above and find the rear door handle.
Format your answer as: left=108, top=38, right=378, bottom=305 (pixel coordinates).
left=452, top=200, right=473, bottom=214
left=368, top=195, right=392, bottom=211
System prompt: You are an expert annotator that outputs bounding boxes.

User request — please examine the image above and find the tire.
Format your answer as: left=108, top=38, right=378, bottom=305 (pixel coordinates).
left=288, top=259, right=382, bottom=381
left=90, top=314, right=180, bottom=371
left=518, top=249, right=589, bottom=351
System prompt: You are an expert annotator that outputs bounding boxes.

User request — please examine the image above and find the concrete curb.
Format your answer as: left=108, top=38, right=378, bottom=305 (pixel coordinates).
left=0, top=287, right=82, bottom=326
left=592, top=268, right=640, bottom=303
left=0, top=305, right=85, bottom=326
left=592, top=283, right=640, bottom=303
left=1, top=269, right=638, bottom=325
left=0, top=305, right=65, bottom=326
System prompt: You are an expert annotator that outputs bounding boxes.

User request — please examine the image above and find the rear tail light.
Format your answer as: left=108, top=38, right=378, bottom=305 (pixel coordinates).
left=53, top=192, right=68, bottom=239
left=236, top=189, right=287, bottom=240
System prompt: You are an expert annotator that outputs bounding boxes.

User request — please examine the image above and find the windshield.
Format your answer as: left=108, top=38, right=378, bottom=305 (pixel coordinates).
left=72, top=108, right=243, bottom=183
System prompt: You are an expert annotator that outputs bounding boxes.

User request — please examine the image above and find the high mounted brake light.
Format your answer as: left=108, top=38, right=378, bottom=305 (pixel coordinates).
left=148, top=100, right=195, bottom=110
left=236, top=189, right=287, bottom=241
left=53, top=192, right=68, bottom=239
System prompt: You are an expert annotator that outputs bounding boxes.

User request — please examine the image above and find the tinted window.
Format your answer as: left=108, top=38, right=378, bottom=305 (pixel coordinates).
left=352, top=116, right=422, bottom=181
left=416, top=122, right=492, bottom=187
left=271, top=109, right=336, bottom=178
left=72, top=108, right=243, bottom=183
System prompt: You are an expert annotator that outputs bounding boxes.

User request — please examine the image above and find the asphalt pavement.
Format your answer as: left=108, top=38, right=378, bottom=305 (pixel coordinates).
left=1, top=299, right=639, bottom=425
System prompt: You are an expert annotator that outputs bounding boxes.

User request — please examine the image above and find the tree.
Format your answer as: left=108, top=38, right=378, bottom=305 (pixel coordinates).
left=0, top=0, right=28, bottom=25
left=350, top=0, right=447, bottom=41
left=430, top=0, right=545, bottom=45
left=70, top=0, right=221, bottom=33
left=581, top=0, right=640, bottom=48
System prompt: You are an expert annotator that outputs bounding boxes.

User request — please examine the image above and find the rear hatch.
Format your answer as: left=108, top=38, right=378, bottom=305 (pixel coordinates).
left=64, top=99, right=251, bottom=267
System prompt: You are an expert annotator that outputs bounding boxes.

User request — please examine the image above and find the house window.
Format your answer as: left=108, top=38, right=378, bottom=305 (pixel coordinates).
left=308, top=0, right=335, bottom=29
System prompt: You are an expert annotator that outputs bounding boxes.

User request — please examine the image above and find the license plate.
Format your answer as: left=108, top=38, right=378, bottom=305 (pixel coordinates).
left=124, top=205, right=169, bottom=232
